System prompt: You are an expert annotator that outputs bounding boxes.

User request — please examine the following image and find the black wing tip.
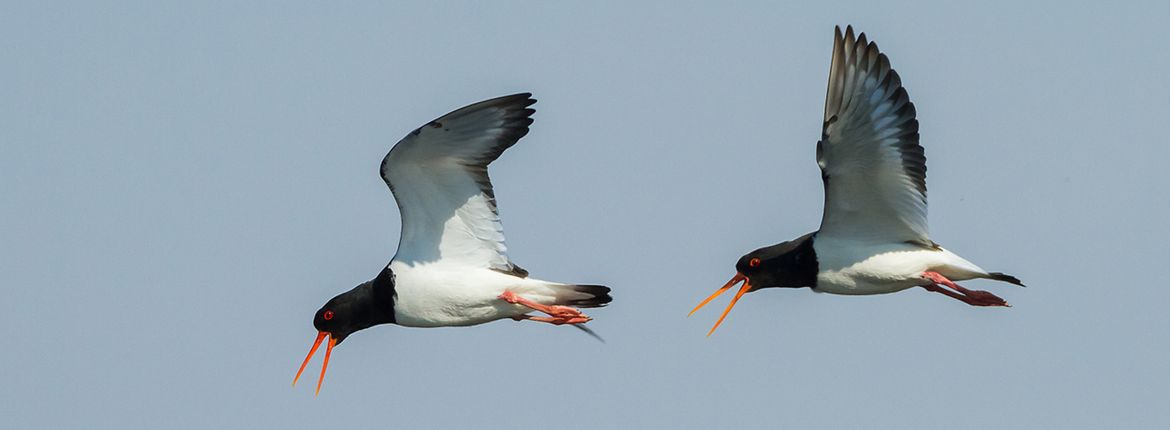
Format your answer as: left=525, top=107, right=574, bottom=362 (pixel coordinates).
left=495, top=93, right=537, bottom=127
left=456, top=93, right=539, bottom=163
left=836, top=25, right=883, bottom=51
left=453, top=92, right=537, bottom=118
left=491, top=92, right=537, bottom=109
left=503, top=91, right=534, bottom=99
left=988, top=272, right=1026, bottom=288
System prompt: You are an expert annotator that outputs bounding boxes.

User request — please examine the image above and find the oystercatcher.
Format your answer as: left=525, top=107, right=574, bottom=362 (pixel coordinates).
left=295, top=93, right=611, bottom=394
left=690, top=26, right=1024, bottom=336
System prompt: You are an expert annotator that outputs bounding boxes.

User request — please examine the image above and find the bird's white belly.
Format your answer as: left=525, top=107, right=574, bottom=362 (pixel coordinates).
left=815, top=252, right=931, bottom=295
left=812, top=238, right=984, bottom=295
left=390, top=262, right=532, bottom=328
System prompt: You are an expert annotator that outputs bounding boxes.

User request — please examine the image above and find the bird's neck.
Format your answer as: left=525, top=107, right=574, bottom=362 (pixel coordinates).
left=367, top=266, right=397, bottom=325
left=342, top=267, right=397, bottom=330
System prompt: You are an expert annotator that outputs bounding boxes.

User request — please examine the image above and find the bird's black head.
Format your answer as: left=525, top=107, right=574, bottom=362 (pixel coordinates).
left=690, top=233, right=818, bottom=336
left=734, top=233, right=818, bottom=290
left=295, top=268, right=396, bottom=395
left=311, top=290, right=369, bottom=346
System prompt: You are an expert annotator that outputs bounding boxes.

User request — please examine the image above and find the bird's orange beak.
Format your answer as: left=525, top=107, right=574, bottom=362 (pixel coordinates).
left=688, top=273, right=752, bottom=336
left=293, top=331, right=337, bottom=396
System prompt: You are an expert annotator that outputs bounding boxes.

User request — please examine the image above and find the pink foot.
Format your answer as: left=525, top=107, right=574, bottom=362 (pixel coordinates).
left=921, top=272, right=1009, bottom=307
left=499, top=291, right=593, bottom=324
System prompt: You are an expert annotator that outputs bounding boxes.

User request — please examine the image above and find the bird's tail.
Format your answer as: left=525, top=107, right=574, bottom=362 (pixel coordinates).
left=985, top=272, right=1026, bottom=287
left=549, top=284, right=613, bottom=308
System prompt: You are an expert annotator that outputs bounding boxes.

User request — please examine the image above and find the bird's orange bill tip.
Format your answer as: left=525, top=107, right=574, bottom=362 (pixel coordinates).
left=688, top=273, right=751, bottom=337
left=294, top=331, right=328, bottom=388
left=707, top=279, right=751, bottom=337
left=689, top=273, right=747, bottom=317
left=315, top=336, right=336, bottom=396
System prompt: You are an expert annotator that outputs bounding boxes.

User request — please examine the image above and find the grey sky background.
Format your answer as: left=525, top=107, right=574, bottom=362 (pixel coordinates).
left=4, top=1, right=1169, bottom=428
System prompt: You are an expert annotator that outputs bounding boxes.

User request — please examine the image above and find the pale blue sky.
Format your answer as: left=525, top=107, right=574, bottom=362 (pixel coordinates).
left=4, top=1, right=1169, bottom=428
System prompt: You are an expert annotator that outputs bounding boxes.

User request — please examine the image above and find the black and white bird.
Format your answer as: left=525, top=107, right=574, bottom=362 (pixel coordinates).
left=690, top=26, right=1023, bottom=336
left=294, top=93, right=611, bottom=394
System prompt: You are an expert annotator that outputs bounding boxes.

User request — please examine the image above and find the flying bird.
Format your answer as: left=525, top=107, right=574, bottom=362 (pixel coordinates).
left=690, top=26, right=1023, bottom=336
left=294, top=93, right=611, bottom=394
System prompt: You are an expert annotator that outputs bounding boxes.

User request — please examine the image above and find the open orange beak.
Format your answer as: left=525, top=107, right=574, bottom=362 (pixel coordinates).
left=293, top=331, right=337, bottom=396
left=688, top=273, right=752, bottom=336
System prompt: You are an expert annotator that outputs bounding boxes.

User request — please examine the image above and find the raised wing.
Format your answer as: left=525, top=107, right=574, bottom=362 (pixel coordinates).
left=381, top=93, right=535, bottom=274
left=816, top=26, right=931, bottom=246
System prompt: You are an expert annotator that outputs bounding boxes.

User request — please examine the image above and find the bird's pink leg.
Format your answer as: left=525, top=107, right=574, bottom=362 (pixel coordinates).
left=510, top=314, right=592, bottom=325
left=921, top=271, right=1009, bottom=307
left=499, top=290, right=592, bottom=325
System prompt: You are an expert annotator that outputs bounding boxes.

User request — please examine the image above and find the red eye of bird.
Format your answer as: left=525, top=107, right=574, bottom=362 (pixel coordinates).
left=323, top=310, right=334, bottom=321
left=749, top=258, right=761, bottom=268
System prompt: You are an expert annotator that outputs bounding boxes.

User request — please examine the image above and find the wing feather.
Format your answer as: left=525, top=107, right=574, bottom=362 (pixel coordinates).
left=381, top=93, right=536, bottom=272
left=817, top=26, right=931, bottom=246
